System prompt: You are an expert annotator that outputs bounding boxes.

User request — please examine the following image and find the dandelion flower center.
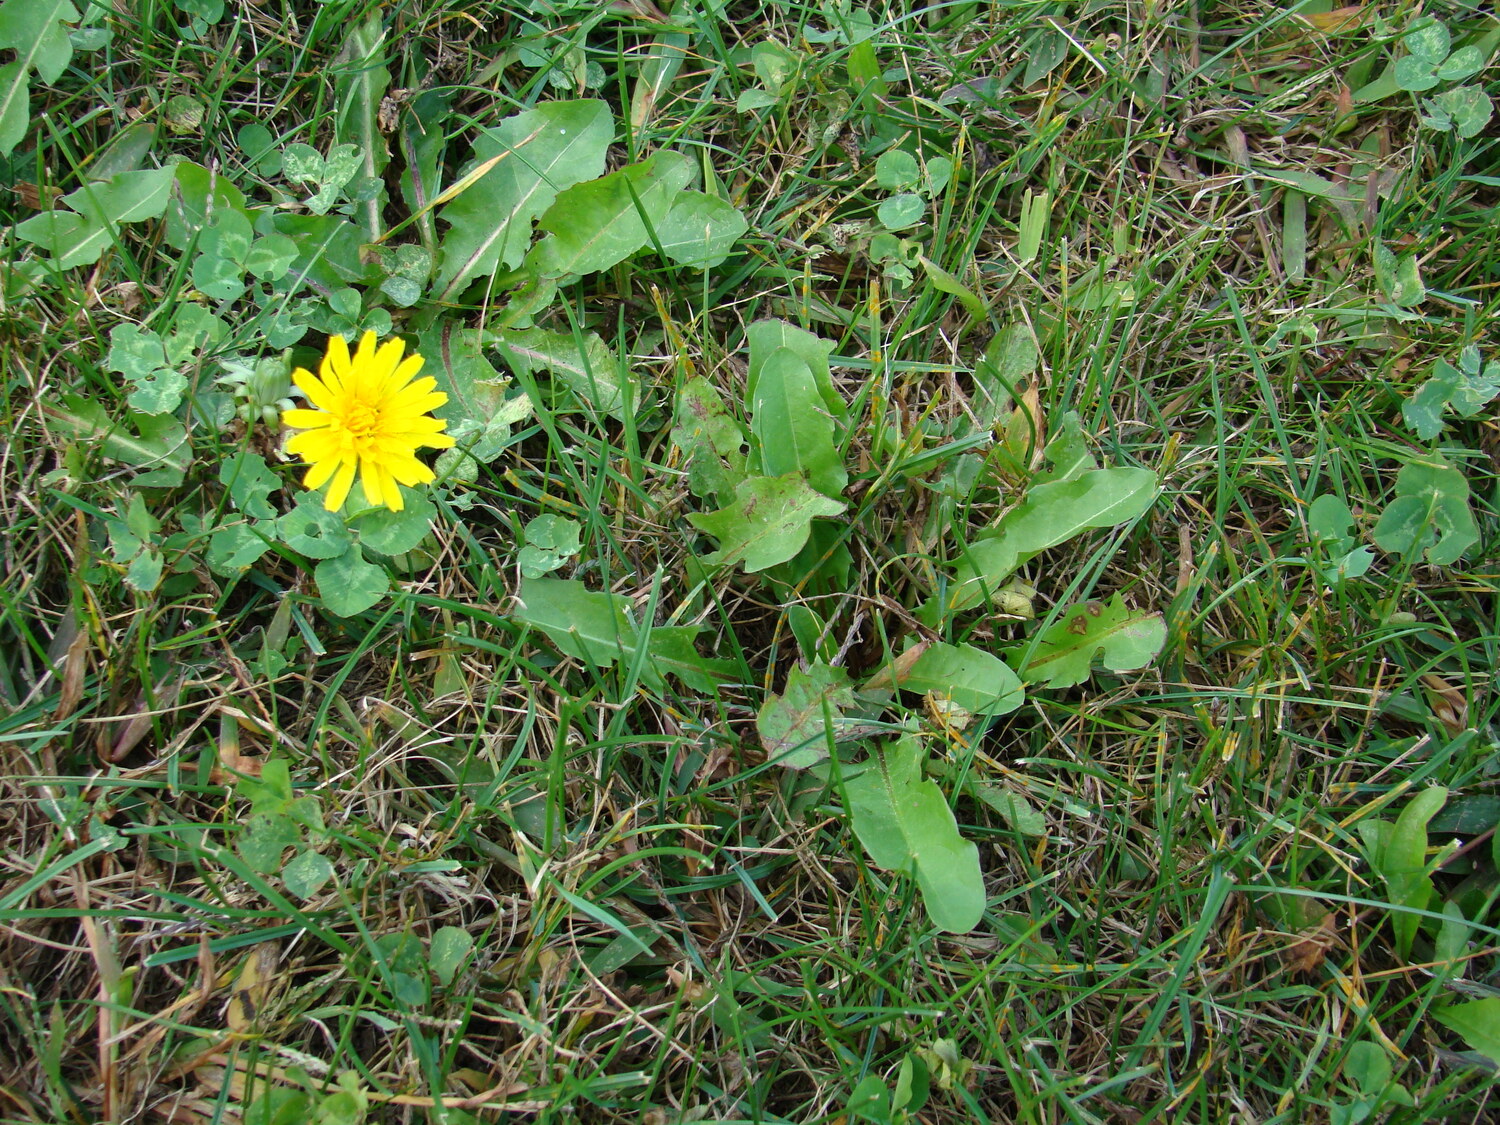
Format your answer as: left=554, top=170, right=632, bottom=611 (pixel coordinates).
left=280, top=331, right=456, bottom=513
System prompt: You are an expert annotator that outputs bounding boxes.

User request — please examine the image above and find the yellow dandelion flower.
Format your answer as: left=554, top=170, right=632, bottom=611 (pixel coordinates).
left=281, top=331, right=456, bottom=513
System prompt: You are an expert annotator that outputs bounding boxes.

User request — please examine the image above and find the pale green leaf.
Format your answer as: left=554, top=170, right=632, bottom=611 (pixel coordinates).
left=745, top=319, right=844, bottom=418
left=513, top=576, right=639, bottom=666
left=643, top=626, right=739, bottom=693
left=279, top=495, right=352, bottom=559
left=757, top=661, right=857, bottom=769
left=655, top=191, right=747, bottom=269
left=901, top=642, right=1024, bottom=716
left=354, top=495, right=436, bottom=555
left=944, top=467, right=1157, bottom=612
left=532, top=149, right=696, bottom=278
left=0, top=0, right=79, bottom=156
left=333, top=10, right=391, bottom=240
left=314, top=547, right=389, bottom=616
left=429, top=926, right=474, bottom=988
left=671, top=376, right=748, bottom=502
left=282, top=850, right=335, bottom=899
left=749, top=347, right=847, bottom=499
left=917, top=254, right=986, bottom=320
left=688, top=473, right=847, bottom=573
left=1008, top=593, right=1166, bottom=688
left=435, top=100, right=613, bottom=298
left=1372, top=457, right=1478, bottom=566
left=207, top=522, right=272, bottom=574
left=1435, top=999, right=1500, bottom=1066
left=875, top=149, right=920, bottom=190
left=845, top=736, right=986, bottom=933
left=44, top=395, right=189, bottom=485
left=878, top=192, right=925, bottom=230
left=493, top=325, right=624, bottom=419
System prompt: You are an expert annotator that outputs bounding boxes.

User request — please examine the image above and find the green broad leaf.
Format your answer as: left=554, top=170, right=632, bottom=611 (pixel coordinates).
left=847, top=1074, right=891, bottom=1123
left=164, top=161, right=251, bottom=250
left=493, top=325, right=625, bottom=419
left=1307, top=493, right=1356, bottom=544
left=917, top=254, right=987, bottom=320
left=751, top=39, right=799, bottom=93
left=333, top=10, right=390, bottom=241
left=745, top=319, right=844, bottom=419
left=0, top=0, right=80, bottom=157
left=313, top=547, right=389, bottom=617
left=629, top=0, right=692, bottom=129
left=1361, top=786, right=1446, bottom=960
left=901, top=642, right=1024, bottom=717
left=1372, top=456, right=1478, bottom=566
left=513, top=576, right=639, bottom=667
left=0, top=61, right=26, bottom=156
left=532, top=149, right=696, bottom=279
left=973, top=324, right=1039, bottom=420
left=239, top=810, right=300, bottom=873
left=1373, top=241, right=1424, bottom=307
left=1404, top=17, right=1450, bottom=63
left=671, top=376, right=748, bottom=502
left=279, top=494, right=353, bottom=559
left=435, top=99, right=613, bottom=298
left=749, top=347, right=847, bottom=499
left=736, top=87, right=778, bottom=112
left=16, top=166, right=175, bottom=269
left=1009, top=593, right=1165, bottom=689
left=757, top=661, right=858, bottom=769
left=417, top=320, right=510, bottom=429
left=353, top=494, right=436, bottom=555
left=972, top=782, right=1048, bottom=836
left=429, top=926, right=474, bottom=988
left=1393, top=54, right=1440, bottom=91
left=1343, top=1041, right=1392, bottom=1096
left=206, top=522, right=272, bottom=574
left=688, top=473, right=847, bottom=573
left=1437, top=45, right=1484, bottom=82
left=45, top=395, right=189, bottom=485
left=1426, top=85, right=1492, bottom=139
left=875, top=149, right=920, bottom=190
left=878, top=192, right=925, bottom=231
left=654, top=191, right=748, bottom=269
left=1435, top=999, right=1500, bottom=1066
left=944, top=467, right=1157, bottom=613
left=221, top=451, right=280, bottom=519
left=845, top=735, right=986, bottom=933
left=124, top=548, right=163, bottom=593
left=244, top=233, right=297, bottom=281
left=397, top=88, right=452, bottom=253
left=643, top=626, right=739, bottom=693
left=282, top=849, right=335, bottom=900
left=1036, top=411, right=1097, bottom=485
left=106, top=323, right=167, bottom=379
left=517, top=513, right=582, bottom=578
left=265, top=213, right=366, bottom=292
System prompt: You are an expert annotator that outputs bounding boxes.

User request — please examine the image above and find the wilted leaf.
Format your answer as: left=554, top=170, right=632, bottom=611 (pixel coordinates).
left=757, top=661, right=858, bottom=768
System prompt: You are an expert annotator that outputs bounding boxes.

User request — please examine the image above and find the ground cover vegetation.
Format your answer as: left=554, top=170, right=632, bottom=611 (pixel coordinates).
left=0, top=0, right=1498, bottom=1120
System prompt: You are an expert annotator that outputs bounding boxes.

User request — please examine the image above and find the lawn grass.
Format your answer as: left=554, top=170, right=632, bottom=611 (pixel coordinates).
left=1, top=0, right=1498, bottom=1122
